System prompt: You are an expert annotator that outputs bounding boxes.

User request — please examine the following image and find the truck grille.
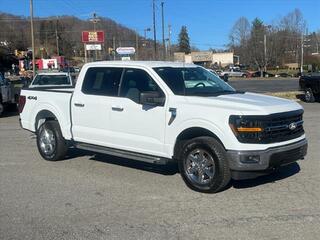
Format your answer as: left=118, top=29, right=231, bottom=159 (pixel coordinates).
left=237, top=110, right=304, bottom=144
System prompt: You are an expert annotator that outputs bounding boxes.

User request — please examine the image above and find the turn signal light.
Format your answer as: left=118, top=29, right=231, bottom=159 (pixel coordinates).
left=236, top=127, right=262, bottom=132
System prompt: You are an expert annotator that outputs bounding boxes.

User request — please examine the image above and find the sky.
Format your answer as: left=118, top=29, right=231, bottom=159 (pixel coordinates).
left=0, top=0, right=319, bottom=50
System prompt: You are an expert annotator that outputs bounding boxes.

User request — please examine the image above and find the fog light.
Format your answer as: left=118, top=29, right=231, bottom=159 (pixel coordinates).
left=240, top=155, right=260, bottom=164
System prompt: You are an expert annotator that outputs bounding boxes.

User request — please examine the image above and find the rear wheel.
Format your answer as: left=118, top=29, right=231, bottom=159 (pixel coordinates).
left=305, top=88, right=315, bottom=103
left=36, top=120, right=67, bottom=161
left=0, top=102, right=3, bottom=117
left=178, top=137, right=231, bottom=193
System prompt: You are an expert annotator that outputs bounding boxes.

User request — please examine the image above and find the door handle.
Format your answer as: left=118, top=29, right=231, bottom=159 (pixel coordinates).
left=111, top=106, right=124, bottom=112
left=74, top=103, right=85, bottom=107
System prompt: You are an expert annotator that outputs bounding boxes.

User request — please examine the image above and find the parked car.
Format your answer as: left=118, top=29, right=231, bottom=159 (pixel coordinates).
left=251, top=71, right=275, bottom=78
left=220, top=68, right=248, bottom=78
left=275, top=73, right=291, bottom=78
left=19, top=61, right=308, bottom=193
left=299, top=72, right=320, bottom=102
left=29, top=72, right=74, bottom=88
left=0, top=74, right=16, bottom=116
left=207, top=69, right=228, bottom=82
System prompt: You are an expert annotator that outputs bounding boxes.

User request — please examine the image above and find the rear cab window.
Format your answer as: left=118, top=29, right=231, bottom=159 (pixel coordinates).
left=32, top=74, right=71, bottom=86
left=82, top=67, right=123, bottom=96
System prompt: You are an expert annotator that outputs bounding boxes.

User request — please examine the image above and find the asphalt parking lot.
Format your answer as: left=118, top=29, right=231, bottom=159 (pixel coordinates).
left=0, top=102, right=319, bottom=240
left=229, top=78, right=299, bottom=93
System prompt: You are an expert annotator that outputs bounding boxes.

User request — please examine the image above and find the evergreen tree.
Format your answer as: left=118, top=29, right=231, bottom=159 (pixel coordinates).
left=178, top=26, right=191, bottom=54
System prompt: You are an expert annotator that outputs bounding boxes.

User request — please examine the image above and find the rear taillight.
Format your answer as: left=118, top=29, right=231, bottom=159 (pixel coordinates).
left=18, top=95, right=26, bottom=113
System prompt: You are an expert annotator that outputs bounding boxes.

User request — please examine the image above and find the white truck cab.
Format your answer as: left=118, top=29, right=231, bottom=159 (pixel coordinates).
left=19, top=61, right=307, bottom=193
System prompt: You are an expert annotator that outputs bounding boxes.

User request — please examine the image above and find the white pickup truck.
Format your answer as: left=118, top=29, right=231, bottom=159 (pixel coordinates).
left=19, top=61, right=308, bottom=193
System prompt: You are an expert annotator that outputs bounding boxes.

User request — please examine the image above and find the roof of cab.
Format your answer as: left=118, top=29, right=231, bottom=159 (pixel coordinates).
left=83, top=61, right=197, bottom=68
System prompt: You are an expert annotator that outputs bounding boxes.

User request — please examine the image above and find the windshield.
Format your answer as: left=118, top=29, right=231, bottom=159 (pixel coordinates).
left=153, top=67, right=235, bottom=96
left=32, top=75, right=71, bottom=86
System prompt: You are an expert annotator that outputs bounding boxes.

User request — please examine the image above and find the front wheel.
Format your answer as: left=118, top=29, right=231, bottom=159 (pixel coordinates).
left=305, top=88, right=315, bottom=103
left=36, top=120, right=68, bottom=161
left=178, top=137, right=231, bottom=193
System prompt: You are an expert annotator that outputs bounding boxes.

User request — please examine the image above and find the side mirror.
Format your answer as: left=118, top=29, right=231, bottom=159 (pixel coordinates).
left=140, top=91, right=165, bottom=106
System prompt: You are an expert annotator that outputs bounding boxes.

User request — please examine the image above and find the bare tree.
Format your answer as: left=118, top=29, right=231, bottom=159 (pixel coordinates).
left=229, top=17, right=251, bottom=47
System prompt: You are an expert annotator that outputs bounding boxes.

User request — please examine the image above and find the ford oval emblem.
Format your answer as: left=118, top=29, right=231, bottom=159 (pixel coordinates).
left=288, top=122, right=297, bottom=130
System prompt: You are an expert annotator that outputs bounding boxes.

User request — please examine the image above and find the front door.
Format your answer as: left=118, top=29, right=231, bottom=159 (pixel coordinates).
left=108, top=68, right=167, bottom=157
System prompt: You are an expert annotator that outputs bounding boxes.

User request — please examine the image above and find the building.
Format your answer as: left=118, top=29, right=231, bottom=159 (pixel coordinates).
left=174, top=51, right=238, bottom=68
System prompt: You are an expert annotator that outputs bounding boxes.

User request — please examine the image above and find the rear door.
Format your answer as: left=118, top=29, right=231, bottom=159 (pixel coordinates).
left=71, top=67, right=123, bottom=146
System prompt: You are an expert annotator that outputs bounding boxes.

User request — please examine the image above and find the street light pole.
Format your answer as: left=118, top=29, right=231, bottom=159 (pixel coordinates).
left=29, top=0, right=35, bottom=77
left=90, top=12, right=100, bottom=61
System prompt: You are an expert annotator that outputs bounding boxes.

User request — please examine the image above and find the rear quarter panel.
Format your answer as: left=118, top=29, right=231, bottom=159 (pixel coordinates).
left=19, top=89, right=73, bottom=139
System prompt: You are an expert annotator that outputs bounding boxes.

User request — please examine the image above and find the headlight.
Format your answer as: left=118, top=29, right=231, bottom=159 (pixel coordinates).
left=229, top=115, right=263, bottom=135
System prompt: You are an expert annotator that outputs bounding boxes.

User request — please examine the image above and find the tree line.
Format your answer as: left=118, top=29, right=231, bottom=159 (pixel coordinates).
left=228, top=9, right=320, bottom=71
left=0, top=12, right=170, bottom=70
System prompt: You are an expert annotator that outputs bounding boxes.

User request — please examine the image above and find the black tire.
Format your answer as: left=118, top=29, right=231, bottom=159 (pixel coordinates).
left=36, top=120, right=68, bottom=161
left=242, top=74, right=247, bottom=78
left=0, top=102, right=3, bottom=117
left=304, top=88, right=315, bottom=103
left=177, top=137, right=231, bottom=193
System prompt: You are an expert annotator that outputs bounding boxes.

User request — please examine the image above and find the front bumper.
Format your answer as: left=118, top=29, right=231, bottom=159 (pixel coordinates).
left=227, top=139, right=308, bottom=180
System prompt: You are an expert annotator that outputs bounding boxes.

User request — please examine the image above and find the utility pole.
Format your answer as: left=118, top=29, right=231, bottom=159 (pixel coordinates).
left=29, top=0, right=35, bottom=77
left=55, top=17, right=59, bottom=56
left=135, top=30, right=139, bottom=60
left=161, top=2, right=165, bottom=60
left=152, top=0, right=157, bottom=60
left=112, top=36, right=116, bottom=60
left=168, top=24, right=171, bottom=60
left=264, top=34, right=267, bottom=72
left=301, top=33, right=304, bottom=73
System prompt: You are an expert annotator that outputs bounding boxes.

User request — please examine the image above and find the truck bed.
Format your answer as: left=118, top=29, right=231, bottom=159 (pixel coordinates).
left=19, top=87, right=74, bottom=140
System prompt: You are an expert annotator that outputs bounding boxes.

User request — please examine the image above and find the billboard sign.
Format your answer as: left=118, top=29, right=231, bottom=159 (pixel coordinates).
left=82, top=31, right=104, bottom=43
left=116, top=47, right=135, bottom=55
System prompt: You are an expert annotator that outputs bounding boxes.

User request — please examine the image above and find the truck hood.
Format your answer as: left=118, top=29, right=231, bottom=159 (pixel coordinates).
left=185, top=92, right=302, bottom=115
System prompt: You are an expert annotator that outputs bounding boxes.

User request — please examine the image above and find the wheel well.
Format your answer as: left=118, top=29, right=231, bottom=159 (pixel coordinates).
left=35, top=110, right=57, bottom=131
left=173, top=127, right=224, bottom=159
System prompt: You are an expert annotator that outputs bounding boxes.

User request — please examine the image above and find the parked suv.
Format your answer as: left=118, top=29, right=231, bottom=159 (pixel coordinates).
left=19, top=61, right=308, bottom=193
left=299, top=72, right=320, bottom=102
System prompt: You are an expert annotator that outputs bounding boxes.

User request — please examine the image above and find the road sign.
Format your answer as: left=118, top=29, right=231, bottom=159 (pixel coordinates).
left=86, top=44, right=102, bottom=51
left=82, top=31, right=104, bottom=43
left=116, top=47, right=135, bottom=55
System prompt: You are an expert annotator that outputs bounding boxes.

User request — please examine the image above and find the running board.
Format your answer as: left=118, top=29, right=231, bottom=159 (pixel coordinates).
left=75, top=142, right=170, bottom=165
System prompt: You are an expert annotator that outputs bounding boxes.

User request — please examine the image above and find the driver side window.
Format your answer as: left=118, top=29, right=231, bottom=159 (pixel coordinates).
left=119, top=68, right=162, bottom=104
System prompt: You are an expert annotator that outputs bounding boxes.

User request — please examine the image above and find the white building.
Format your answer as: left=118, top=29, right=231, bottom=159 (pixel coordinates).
left=174, top=51, right=238, bottom=67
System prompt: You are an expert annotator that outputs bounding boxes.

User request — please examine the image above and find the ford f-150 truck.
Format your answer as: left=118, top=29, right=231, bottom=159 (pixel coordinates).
left=19, top=61, right=308, bottom=193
